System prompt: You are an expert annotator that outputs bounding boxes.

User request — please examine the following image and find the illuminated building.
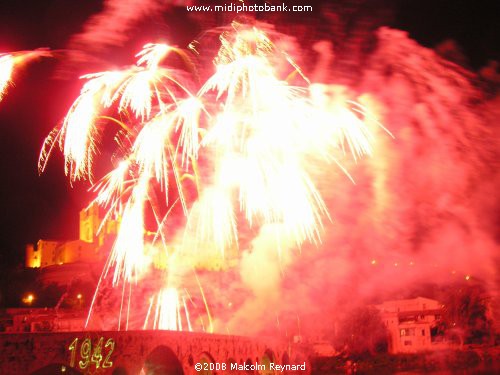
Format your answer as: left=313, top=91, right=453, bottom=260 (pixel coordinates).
left=26, top=201, right=238, bottom=272
left=376, top=297, right=447, bottom=353
left=24, top=243, right=40, bottom=268
left=25, top=202, right=119, bottom=269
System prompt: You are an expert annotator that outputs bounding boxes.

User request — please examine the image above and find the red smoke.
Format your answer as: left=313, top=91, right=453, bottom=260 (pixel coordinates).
left=62, top=2, right=498, bottom=338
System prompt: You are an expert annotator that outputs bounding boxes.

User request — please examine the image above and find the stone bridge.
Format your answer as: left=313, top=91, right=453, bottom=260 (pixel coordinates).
left=0, top=331, right=310, bottom=375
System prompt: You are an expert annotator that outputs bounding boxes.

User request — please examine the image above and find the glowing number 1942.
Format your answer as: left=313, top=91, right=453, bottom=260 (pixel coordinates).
left=68, top=337, right=115, bottom=370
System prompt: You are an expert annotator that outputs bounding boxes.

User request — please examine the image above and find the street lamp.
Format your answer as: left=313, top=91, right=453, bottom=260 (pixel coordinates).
left=76, top=293, right=83, bottom=308
left=22, top=293, right=34, bottom=305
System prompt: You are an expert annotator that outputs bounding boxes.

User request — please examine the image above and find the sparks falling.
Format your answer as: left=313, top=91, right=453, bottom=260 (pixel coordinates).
left=144, top=288, right=193, bottom=331
left=0, top=50, right=52, bottom=102
left=0, top=55, right=14, bottom=101
left=40, top=22, right=378, bottom=332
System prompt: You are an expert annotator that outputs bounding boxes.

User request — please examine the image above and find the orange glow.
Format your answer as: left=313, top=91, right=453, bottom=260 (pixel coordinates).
left=22, top=293, right=34, bottom=305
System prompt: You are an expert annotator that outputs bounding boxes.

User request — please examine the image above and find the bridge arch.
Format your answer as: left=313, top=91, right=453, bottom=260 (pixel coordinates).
left=142, top=345, right=184, bottom=375
left=292, top=352, right=311, bottom=375
left=258, top=349, right=275, bottom=375
left=112, top=367, right=129, bottom=375
left=245, top=358, right=254, bottom=374
left=226, top=357, right=238, bottom=374
left=195, top=351, right=215, bottom=375
left=31, top=363, right=82, bottom=374
left=281, top=352, right=290, bottom=373
left=282, top=352, right=290, bottom=365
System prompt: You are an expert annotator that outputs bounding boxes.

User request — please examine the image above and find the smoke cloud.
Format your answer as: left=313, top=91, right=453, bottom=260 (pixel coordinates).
left=217, top=27, right=499, bottom=340
left=69, top=6, right=497, bottom=340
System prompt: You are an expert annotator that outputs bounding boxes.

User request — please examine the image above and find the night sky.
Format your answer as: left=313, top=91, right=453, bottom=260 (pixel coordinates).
left=0, top=0, right=498, bottom=273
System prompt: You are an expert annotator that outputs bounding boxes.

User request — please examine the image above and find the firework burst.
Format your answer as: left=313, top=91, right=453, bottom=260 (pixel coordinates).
left=40, top=23, right=378, bottom=332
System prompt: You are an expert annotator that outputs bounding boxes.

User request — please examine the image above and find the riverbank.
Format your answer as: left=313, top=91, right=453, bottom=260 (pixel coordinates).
left=311, top=346, right=499, bottom=374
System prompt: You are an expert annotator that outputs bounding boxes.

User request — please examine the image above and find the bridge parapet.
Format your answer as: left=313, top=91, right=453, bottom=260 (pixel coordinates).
left=0, top=331, right=310, bottom=374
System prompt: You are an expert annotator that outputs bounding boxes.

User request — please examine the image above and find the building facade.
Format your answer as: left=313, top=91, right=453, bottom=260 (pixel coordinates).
left=376, top=297, right=445, bottom=353
left=25, top=202, right=119, bottom=269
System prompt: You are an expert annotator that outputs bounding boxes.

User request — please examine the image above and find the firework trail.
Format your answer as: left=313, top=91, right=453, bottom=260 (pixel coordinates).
left=0, top=55, right=14, bottom=101
left=0, top=50, right=52, bottom=103
left=145, top=288, right=187, bottom=331
left=39, top=43, right=191, bottom=181
left=41, top=23, right=377, bottom=331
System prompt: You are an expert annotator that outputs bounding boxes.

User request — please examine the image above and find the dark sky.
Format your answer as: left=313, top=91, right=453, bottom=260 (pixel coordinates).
left=0, top=0, right=498, bottom=270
